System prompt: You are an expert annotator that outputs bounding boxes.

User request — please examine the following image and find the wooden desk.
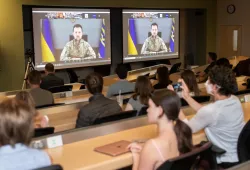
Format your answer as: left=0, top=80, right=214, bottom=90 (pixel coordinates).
left=65, top=83, right=83, bottom=91
left=228, top=160, right=250, bottom=170
left=46, top=125, right=205, bottom=170
left=229, top=56, right=250, bottom=68
left=46, top=102, right=250, bottom=170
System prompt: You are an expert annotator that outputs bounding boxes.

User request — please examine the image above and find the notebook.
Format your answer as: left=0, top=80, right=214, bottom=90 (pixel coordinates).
left=94, top=140, right=131, bottom=157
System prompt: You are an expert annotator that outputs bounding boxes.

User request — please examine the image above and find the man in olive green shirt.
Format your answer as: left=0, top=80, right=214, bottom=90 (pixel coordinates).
left=60, top=24, right=96, bottom=61
left=141, top=23, right=168, bottom=55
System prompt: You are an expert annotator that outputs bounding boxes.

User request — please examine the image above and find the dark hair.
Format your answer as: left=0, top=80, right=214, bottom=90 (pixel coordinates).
left=151, top=23, right=158, bottom=28
left=86, top=72, right=103, bottom=95
left=208, top=66, right=237, bottom=96
left=73, top=24, right=83, bottom=31
left=216, top=58, right=231, bottom=68
left=0, top=99, right=34, bottom=147
left=153, top=90, right=193, bottom=154
left=28, top=70, right=41, bottom=85
left=181, top=70, right=200, bottom=96
left=115, top=64, right=128, bottom=79
left=208, top=52, right=217, bottom=61
left=133, top=76, right=154, bottom=105
left=156, top=66, right=170, bottom=87
left=45, top=63, right=55, bottom=73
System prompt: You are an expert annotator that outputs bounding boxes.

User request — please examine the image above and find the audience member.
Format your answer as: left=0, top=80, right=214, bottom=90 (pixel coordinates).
left=153, top=66, right=170, bottom=90
left=199, top=52, right=217, bottom=77
left=216, top=58, right=231, bottom=68
left=125, top=76, right=153, bottom=112
left=40, top=63, right=64, bottom=90
left=28, top=70, right=54, bottom=107
left=15, top=91, right=49, bottom=128
left=76, top=73, right=122, bottom=128
left=181, top=70, right=200, bottom=96
left=233, top=58, right=250, bottom=76
left=128, top=90, right=192, bottom=170
left=106, top=64, right=135, bottom=97
left=0, top=99, right=51, bottom=170
left=179, top=66, right=244, bottom=169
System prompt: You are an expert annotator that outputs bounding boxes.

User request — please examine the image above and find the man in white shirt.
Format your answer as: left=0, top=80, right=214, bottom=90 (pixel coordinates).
left=178, top=66, right=245, bottom=169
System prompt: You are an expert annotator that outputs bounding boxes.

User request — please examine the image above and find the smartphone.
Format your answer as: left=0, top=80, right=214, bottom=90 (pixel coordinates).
left=172, top=82, right=182, bottom=91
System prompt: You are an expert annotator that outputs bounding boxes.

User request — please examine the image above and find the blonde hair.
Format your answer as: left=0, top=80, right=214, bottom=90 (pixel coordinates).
left=0, top=99, right=34, bottom=147
left=15, top=91, right=36, bottom=115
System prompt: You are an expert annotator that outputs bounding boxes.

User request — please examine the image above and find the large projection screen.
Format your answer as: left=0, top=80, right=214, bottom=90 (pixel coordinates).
left=32, top=8, right=111, bottom=70
left=123, top=9, right=179, bottom=63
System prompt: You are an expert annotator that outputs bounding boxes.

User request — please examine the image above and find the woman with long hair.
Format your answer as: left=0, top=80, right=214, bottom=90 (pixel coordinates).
left=125, top=76, right=154, bottom=112
left=181, top=70, right=200, bottom=96
left=128, top=90, right=193, bottom=170
left=153, top=66, right=170, bottom=90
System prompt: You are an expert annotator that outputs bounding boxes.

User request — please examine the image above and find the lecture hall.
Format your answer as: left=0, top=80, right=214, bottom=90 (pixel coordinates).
left=0, top=0, right=249, bottom=170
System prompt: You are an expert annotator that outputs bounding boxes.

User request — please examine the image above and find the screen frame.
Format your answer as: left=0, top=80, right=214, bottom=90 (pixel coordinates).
left=29, top=5, right=112, bottom=71
left=121, top=8, right=180, bottom=64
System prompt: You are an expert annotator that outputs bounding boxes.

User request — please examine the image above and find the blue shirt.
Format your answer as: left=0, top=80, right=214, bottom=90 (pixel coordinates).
left=0, top=143, right=51, bottom=170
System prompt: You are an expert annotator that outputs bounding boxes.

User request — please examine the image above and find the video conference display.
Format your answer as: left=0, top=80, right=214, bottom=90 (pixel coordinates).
left=123, top=10, right=179, bottom=63
left=32, top=8, right=111, bottom=70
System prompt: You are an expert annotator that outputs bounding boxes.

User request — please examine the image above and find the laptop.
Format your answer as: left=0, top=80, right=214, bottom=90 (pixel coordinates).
left=94, top=140, right=131, bottom=157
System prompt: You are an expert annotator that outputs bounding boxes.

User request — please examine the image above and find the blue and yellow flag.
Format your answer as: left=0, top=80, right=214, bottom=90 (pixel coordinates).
left=98, top=19, right=106, bottom=58
left=128, top=19, right=138, bottom=55
left=169, top=18, right=175, bottom=52
left=41, top=19, right=55, bottom=62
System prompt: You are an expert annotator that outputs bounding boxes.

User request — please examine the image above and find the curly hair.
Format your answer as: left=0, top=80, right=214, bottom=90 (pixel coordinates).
left=208, top=66, right=237, bottom=96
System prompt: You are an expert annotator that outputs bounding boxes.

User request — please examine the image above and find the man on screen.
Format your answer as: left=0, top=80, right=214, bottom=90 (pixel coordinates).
left=60, top=24, right=96, bottom=61
left=141, top=23, right=168, bottom=55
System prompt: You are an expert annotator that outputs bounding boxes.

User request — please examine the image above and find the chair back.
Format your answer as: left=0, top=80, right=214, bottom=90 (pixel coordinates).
left=80, top=84, right=85, bottom=90
left=36, top=103, right=65, bottom=109
left=48, top=85, right=73, bottom=93
left=157, top=142, right=212, bottom=170
left=93, top=110, right=137, bottom=125
left=34, top=127, right=55, bottom=138
left=181, top=96, right=210, bottom=107
left=137, top=106, right=148, bottom=116
left=234, top=89, right=250, bottom=96
left=237, top=120, right=250, bottom=163
left=34, top=164, right=63, bottom=170
left=113, top=91, right=134, bottom=97
left=66, top=69, right=78, bottom=83
left=169, top=63, right=181, bottom=74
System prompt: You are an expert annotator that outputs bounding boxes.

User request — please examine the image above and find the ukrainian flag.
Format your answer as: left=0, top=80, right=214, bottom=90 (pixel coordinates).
left=41, top=19, right=55, bottom=62
left=169, top=18, right=175, bottom=52
left=98, top=19, right=105, bottom=58
left=128, top=19, right=138, bottom=55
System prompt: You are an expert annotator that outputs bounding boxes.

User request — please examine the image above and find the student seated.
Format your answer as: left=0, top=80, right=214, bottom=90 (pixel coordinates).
left=0, top=99, right=51, bottom=170
left=76, top=73, right=122, bottom=128
left=233, top=58, right=250, bottom=76
left=199, top=52, right=217, bottom=78
left=40, top=63, right=64, bottom=90
left=179, top=66, right=244, bottom=169
left=15, top=91, right=49, bottom=128
left=125, top=76, right=154, bottom=112
left=28, top=70, right=54, bottom=107
left=106, top=64, right=135, bottom=97
left=128, top=90, right=192, bottom=170
left=181, top=70, right=200, bottom=96
left=153, top=66, right=170, bottom=90
left=216, top=58, right=231, bottom=68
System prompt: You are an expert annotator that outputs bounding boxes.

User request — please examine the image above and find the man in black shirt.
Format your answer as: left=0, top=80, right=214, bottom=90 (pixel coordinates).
left=199, top=52, right=217, bottom=79
left=76, top=73, right=121, bottom=128
left=40, top=63, right=64, bottom=90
